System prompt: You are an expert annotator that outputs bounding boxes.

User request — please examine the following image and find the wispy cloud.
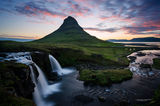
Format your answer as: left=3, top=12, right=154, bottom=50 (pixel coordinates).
left=0, top=0, right=160, bottom=39
left=0, top=34, right=37, bottom=39
left=84, top=27, right=119, bottom=33
left=15, top=2, right=67, bottom=18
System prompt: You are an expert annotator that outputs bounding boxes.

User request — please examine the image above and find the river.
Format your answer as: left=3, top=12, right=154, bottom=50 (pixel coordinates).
left=0, top=50, right=160, bottom=106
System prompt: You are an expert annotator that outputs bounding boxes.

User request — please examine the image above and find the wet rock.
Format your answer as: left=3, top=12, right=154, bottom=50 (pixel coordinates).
left=97, top=96, right=106, bottom=102
left=74, top=95, right=94, bottom=103
left=128, top=56, right=136, bottom=62
left=31, top=52, right=59, bottom=81
left=140, top=64, right=151, bottom=68
left=0, top=53, right=7, bottom=58
left=137, top=52, right=146, bottom=56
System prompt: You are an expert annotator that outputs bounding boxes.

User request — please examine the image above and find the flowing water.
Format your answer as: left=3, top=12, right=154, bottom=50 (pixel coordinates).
left=0, top=52, right=73, bottom=106
left=1, top=50, right=160, bottom=106
left=128, top=50, right=160, bottom=77
left=49, top=54, right=63, bottom=76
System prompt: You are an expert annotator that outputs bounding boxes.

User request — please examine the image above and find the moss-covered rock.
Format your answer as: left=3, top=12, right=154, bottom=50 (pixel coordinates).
left=79, top=69, right=132, bottom=86
left=0, top=88, right=35, bottom=106
left=152, top=58, right=160, bottom=70
left=0, top=61, right=35, bottom=105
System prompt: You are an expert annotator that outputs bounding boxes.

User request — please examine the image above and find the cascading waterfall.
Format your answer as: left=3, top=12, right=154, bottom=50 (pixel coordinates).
left=49, top=54, right=63, bottom=75
left=34, top=63, right=48, bottom=96
left=2, top=52, right=62, bottom=106
left=29, top=65, right=47, bottom=106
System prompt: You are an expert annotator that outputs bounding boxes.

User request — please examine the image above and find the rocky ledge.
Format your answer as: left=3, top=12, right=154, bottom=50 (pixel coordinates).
left=0, top=61, right=35, bottom=105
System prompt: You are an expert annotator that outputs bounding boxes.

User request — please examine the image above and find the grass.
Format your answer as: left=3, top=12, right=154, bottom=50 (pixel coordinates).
left=0, top=41, right=137, bottom=68
left=153, top=58, right=160, bottom=70
left=79, top=69, right=133, bottom=86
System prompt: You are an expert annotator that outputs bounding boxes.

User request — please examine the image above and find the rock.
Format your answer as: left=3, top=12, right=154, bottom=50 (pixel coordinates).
left=31, top=52, right=59, bottom=81
left=140, top=64, right=151, bottom=68
left=136, top=99, right=152, bottom=102
left=137, top=52, right=146, bottom=56
left=128, top=56, right=136, bottom=62
left=0, top=61, right=35, bottom=99
left=97, top=96, right=106, bottom=102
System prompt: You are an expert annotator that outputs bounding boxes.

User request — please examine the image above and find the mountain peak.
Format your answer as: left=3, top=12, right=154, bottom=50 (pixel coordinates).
left=36, top=16, right=103, bottom=44
left=56, top=16, right=83, bottom=32
left=65, top=16, right=76, bottom=21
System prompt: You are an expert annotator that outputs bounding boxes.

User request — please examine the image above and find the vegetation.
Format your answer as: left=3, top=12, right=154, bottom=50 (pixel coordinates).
left=152, top=58, right=160, bottom=70
left=149, top=86, right=160, bottom=106
left=0, top=17, right=138, bottom=68
left=0, top=88, right=34, bottom=106
left=0, top=61, right=35, bottom=105
left=0, top=41, right=137, bottom=68
left=79, top=69, right=133, bottom=86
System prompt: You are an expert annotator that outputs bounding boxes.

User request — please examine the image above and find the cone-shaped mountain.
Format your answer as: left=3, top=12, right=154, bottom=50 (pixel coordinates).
left=36, top=16, right=107, bottom=45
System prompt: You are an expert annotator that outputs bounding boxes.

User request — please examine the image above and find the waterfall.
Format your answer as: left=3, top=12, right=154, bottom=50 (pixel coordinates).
left=3, top=52, right=62, bottom=106
left=49, top=54, right=63, bottom=75
left=29, top=65, right=47, bottom=106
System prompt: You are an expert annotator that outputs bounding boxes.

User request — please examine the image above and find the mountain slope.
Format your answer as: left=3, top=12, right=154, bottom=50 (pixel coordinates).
left=35, top=16, right=113, bottom=46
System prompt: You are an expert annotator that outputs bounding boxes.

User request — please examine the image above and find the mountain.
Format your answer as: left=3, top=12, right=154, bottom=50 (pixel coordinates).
left=35, top=16, right=109, bottom=45
left=108, top=37, right=160, bottom=42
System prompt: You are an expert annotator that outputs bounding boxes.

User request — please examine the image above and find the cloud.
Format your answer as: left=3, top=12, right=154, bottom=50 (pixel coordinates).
left=0, top=0, right=160, bottom=38
left=84, top=27, right=119, bottom=33
left=99, top=0, right=160, bottom=35
left=123, top=26, right=160, bottom=35
left=0, top=34, right=37, bottom=39
left=15, top=2, right=67, bottom=18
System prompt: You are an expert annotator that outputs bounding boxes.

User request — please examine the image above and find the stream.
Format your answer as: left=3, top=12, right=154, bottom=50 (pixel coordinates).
left=0, top=50, right=160, bottom=106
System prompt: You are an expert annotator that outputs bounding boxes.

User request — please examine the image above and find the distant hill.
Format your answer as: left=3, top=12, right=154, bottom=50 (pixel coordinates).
left=0, top=37, right=34, bottom=42
left=35, top=16, right=114, bottom=46
left=108, top=37, right=160, bottom=42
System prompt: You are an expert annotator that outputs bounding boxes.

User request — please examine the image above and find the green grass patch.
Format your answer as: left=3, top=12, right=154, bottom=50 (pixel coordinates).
left=0, top=41, right=137, bottom=68
left=79, top=69, right=133, bottom=86
left=153, top=58, right=160, bottom=70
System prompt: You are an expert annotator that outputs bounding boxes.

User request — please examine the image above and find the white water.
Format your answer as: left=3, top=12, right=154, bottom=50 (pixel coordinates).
left=0, top=52, right=74, bottom=106
left=128, top=50, right=160, bottom=77
left=49, top=54, right=63, bottom=75
left=29, top=65, right=49, bottom=106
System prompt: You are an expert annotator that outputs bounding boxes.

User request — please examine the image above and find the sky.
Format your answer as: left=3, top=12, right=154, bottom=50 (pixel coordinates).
left=0, top=0, right=160, bottom=40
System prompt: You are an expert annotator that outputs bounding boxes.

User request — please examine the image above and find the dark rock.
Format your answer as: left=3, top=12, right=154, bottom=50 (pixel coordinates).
left=137, top=52, right=146, bottom=56
left=0, top=61, right=35, bottom=99
left=31, top=52, right=59, bottom=81
left=97, top=96, right=106, bottom=102
left=128, top=56, right=136, bottom=62
left=140, top=64, right=151, bottom=68
left=0, top=53, right=7, bottom=58
left=74, top=95, right=94, bottom=104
